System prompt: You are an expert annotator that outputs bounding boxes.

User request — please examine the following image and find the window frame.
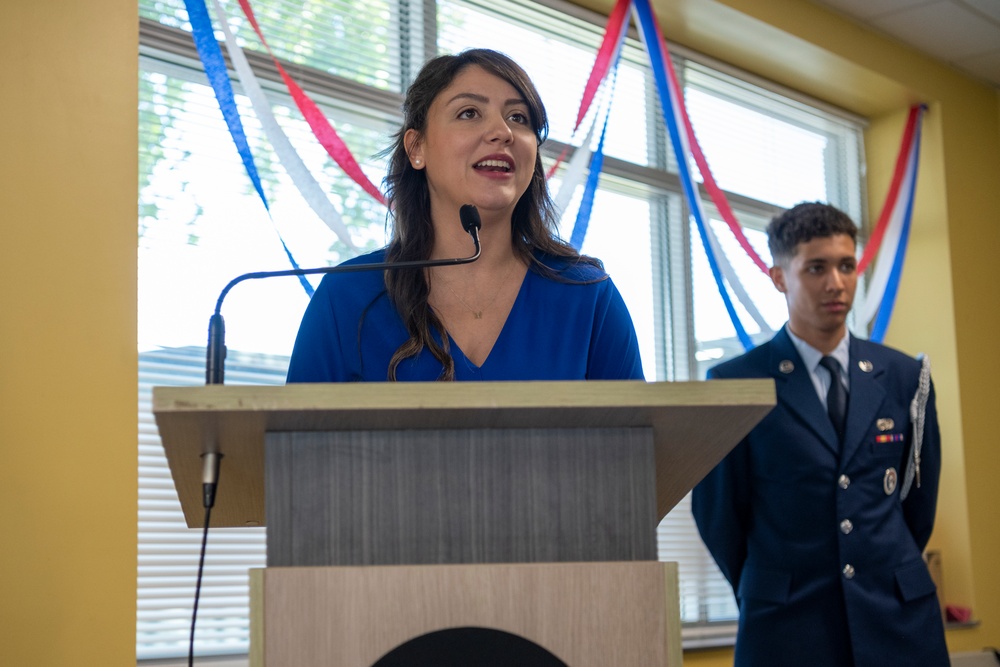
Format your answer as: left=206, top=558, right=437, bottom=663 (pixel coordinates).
left=137, top=0, right=867, bottom=660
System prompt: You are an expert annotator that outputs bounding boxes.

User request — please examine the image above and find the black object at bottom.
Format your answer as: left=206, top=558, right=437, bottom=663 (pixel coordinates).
left=372, top=627, right=568, bottom=667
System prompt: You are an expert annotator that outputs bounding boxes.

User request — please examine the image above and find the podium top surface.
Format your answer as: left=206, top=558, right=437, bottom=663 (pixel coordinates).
left=154, top=380, right=774, bottom=528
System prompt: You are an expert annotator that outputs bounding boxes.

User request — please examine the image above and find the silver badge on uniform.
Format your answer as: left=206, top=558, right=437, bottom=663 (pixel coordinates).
left=884, top=467, right=898, bottom=495
left=877, top=418, right=895, bottom=432
left=859, top=360, right=874, bottom=373
left=779, top=360, right=795, bottom=374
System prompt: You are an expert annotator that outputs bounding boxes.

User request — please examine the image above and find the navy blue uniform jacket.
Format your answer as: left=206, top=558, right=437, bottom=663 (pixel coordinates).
left=692, top=328, right=948, bottom=666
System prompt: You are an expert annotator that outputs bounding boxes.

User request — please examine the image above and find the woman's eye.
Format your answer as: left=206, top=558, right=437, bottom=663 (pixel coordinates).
left=508, top=111, right=529, bottom=125
left=458, top=108, right=479, bottom=120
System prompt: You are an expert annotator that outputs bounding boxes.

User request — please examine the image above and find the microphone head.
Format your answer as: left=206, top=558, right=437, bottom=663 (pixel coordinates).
left=459, top=205, right=481, bottom=233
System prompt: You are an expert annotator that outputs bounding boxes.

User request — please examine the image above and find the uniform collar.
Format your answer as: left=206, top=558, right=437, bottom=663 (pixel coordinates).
left=785, top=325, right=850, bottom=378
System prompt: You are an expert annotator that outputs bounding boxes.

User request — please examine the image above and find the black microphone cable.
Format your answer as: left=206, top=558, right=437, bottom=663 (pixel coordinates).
left=186, top=205, right=482, bottom=663
left=188, top=451, right=222, bottom=667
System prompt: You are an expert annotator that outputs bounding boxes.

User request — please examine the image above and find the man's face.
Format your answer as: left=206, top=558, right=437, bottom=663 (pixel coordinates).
left=769, top=233, right=857, bottom=345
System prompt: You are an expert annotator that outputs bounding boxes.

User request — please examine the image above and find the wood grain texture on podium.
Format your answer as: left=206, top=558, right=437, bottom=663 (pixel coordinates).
left=250, top=561, right=681, bottom=667
left=265, top=426, right=657, bottom=566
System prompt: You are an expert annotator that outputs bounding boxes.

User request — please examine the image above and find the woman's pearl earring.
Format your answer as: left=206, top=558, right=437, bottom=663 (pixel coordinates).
left=414, top=158, right=422, bottom=166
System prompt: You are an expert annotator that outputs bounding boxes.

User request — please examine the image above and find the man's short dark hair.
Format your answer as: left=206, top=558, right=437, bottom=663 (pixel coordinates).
left=767, top=201, right=858, bottom=265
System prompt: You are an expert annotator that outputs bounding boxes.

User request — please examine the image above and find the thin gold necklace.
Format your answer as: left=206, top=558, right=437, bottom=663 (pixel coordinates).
left=440, top=260, right=518, bottom=319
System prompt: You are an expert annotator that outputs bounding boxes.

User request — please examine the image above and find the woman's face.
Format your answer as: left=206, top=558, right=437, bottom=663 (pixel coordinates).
left=405, top=65, right=538, bottom=225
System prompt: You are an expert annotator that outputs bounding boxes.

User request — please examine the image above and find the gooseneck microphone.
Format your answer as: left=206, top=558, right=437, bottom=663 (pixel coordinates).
left=189, top=206, right=481, bottom=666
left=205, top=204, right=482, bottom=386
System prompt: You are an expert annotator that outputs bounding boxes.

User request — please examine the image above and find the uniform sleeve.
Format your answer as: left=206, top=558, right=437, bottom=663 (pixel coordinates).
left=902, top=379, right=941, bottom=552
left=691, top=365, right=751, bottom=595
left=586, top=277, right=644, bottom=380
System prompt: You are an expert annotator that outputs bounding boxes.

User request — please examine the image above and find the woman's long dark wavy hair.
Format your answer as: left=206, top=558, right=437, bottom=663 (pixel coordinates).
left=381, top=48, right=601, bottom=381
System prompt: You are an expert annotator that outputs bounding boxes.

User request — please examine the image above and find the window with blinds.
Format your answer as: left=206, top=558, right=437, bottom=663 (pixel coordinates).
left=137, top=0, right=865, bottom=659
left=138, top=348, right=276, bottom=657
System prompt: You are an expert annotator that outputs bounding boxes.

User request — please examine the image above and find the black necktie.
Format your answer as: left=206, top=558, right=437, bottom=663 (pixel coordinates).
left=819, top=356, right=847, bottom=442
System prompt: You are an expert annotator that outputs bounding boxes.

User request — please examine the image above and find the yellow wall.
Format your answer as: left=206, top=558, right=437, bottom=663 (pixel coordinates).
left=2, top=0, right=997, bottom=663
left=0, top=0, right=137, bottom=665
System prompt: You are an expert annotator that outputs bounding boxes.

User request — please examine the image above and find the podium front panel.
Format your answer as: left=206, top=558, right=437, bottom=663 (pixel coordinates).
left=250, top=561, right=681, bottom=667
left=265, top=426, right=656, bottom=566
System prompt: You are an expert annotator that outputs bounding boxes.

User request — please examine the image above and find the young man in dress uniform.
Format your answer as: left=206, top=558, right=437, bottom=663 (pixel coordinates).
left=692, top=202, right=949, bottom=666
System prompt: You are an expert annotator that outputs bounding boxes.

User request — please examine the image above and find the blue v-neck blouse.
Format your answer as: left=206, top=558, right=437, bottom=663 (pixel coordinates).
left=285, top=249, right=644, bottom=383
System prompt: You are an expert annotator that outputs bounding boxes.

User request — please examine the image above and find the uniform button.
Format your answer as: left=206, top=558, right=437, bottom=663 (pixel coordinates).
left=843, top=564, right=855, bottom=579
left=840, top=519, right=853, bottom=534
left=838, top=474, right=850, bottom=489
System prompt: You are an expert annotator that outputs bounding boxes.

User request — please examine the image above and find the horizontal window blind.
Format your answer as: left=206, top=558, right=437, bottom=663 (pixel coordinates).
left=138, top=348, right=282, bottom=659
left=140, top=0, right=417, bottom=92
left=138, top=11, right=400, bottom=653
left=683, top=60, right=865, bottom=216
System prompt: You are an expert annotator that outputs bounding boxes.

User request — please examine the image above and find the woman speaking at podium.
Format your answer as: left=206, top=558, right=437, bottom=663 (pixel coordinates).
left=286, top=49, right=643, bottom=383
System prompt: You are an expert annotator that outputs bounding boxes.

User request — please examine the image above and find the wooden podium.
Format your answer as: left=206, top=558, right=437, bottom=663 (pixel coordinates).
left=154, top=379, right=774, bottom=666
